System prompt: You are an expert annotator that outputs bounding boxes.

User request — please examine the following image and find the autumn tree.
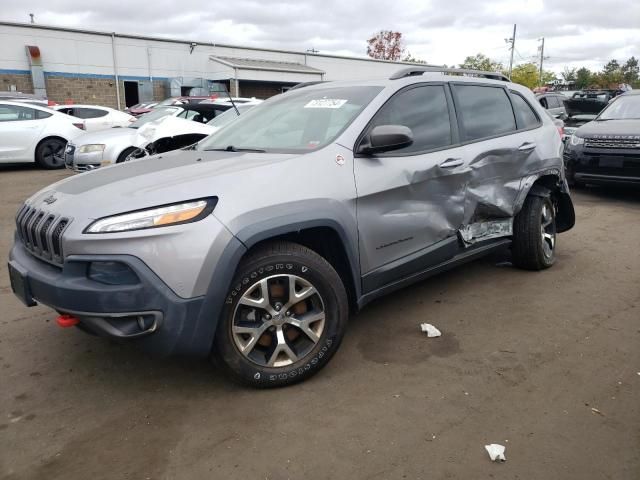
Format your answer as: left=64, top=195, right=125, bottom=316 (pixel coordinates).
left=459, top=53, right=504, bottom=72
left=366, top=31, right=405, bottom=61
left=561, top=67, right=577, bottom=83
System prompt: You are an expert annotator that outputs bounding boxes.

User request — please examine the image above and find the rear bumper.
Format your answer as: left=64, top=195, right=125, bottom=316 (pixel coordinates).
left=9, top=241, right=206, bottom=356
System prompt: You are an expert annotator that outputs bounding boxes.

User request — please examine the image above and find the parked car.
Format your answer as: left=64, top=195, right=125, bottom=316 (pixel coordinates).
left=565, top=90, right=619, bottom=117
left=562, top=114, right=597, bottom=142
left=0, top=101, right=84, bottom=168
left=563, top=90, right=640, bottom=187
left=54, top=105, right=135, bottom=131
left=129, top=100, right=263, bottom=159
left=8, top=67, right=575, bottom=387
left=66, top=103, right=231, bottom=171
left=536, top=92, right=567, bottom=118
left=124, top=102, right=158, bottom=117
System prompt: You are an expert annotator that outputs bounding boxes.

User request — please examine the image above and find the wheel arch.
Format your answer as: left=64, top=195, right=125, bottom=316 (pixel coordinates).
left=515, top=171, right=575, bottom=233
left=34, top=135, right=69, bottom=166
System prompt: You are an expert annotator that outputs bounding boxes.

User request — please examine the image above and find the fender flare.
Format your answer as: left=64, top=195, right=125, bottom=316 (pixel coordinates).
left=515, top=171, right=575, bottom=233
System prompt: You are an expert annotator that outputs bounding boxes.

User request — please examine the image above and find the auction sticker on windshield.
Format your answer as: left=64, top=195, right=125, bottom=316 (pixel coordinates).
left=304, top=99, right=348, bottom=109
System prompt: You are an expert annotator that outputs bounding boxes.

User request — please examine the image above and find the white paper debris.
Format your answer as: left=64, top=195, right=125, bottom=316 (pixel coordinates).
left=420, top=323, right=442, bottom=337
left=485, top=444, right=506, bottom=462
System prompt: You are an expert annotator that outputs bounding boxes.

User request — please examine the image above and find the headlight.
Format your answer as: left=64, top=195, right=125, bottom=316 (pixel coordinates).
left=569, top=135, right=584, bottom=147
left=85, top=198, right=217, bottom=233
left=78, top=144, right=106, bottom=153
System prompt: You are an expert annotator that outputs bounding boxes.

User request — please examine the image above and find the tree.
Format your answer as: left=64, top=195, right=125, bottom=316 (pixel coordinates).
left=366, top=31, right=405, bottom=61
left=402, top=51, right=427, bottom=64
left=598, top=59, right=623, bottom=87
left=622, top=56, right=639, bottom=85
left=575, top=67, right=591, bottom=89
left=459, top=53, right=504, bottom=72
left=561, top=67, right=577, bottom=83
left=510, top=63, right=541, bottom=89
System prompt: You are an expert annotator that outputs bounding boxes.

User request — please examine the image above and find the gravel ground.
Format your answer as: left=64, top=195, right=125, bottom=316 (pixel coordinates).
left=1, top=164, right=639, bottom=480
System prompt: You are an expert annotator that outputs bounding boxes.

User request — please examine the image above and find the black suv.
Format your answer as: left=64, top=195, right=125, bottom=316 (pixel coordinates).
left=564, top=90, right=640, bottom=187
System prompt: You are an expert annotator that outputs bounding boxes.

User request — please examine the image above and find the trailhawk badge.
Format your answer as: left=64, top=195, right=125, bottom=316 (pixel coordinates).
left=43, top=194, right=57, bottom=205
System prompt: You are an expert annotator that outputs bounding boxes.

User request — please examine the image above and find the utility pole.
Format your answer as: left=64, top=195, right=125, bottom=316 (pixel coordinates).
left=29, top=13, right=35, bottom=23
left=538, top=37, right=545, bottom=86
left=507, top=24, right=517, bottom=79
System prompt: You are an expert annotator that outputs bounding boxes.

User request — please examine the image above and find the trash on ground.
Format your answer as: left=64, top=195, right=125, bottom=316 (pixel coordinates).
left=420, top=323, right=442, bottom=337
left=485, top=443, right=506, bottom=462
left=591, top=407, right=605, bottom=416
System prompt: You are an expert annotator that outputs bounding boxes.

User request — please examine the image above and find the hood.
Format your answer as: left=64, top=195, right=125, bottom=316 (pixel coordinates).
left=134, top=116, right=216, bottom=145
left=27, top=149, right=297, bottom=221
left=576, top=119, right=640, bottom=139
left=71, top=126, right=137, bottom=146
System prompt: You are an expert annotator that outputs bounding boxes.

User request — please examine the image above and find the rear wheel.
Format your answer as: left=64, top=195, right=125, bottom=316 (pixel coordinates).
left=213, top=241, right=348, bottom=388
left=35, top=138, right=66, bottom=169
left=512, top=195, right=557, bottom=270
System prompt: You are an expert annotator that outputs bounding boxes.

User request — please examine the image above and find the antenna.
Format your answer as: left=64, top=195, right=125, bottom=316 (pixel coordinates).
left=223, top=83, right=240, bottom=116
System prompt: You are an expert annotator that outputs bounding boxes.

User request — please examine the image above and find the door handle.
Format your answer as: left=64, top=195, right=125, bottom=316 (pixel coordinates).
left=439, top=157, right=463, bottom=168
left=518, top=142, right=537, bottom=151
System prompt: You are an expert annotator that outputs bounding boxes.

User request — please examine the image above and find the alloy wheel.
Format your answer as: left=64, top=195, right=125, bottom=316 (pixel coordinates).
left=231, top=274, right=325, bottom=368
left=540, top=201, right=556, bottom=259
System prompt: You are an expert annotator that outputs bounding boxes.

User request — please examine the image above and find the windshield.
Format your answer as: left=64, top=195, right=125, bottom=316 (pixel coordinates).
left=206, top=104, right=256, bottom=128
left=129, top=106, right=181, bottom=128
left=598, top=95, right=640, bottom=120
left=198, top=86, right=383, bottom=153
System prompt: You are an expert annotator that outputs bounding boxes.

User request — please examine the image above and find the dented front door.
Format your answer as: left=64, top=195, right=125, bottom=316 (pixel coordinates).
left=354, top=84, right=467, bottom=280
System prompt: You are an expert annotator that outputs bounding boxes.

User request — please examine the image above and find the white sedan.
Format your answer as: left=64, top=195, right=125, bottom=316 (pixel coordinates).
left=0, top=101, right=85, bottom=169
left=54, top=104, right=135, bottom=131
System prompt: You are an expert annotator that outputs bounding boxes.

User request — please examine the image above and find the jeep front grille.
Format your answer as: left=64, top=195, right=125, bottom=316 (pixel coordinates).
left=15, top=204, right=70, bottom=265
left=584, top=137, right=640, bottom=149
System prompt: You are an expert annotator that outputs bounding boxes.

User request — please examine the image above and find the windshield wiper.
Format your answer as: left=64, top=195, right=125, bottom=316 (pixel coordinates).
left=204, top=145, right=266, bottom=153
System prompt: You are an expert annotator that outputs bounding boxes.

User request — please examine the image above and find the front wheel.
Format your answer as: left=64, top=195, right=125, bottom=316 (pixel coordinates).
left=213, top=241, right=348, bottom=388
left=512, top=195, right=557, bottom=270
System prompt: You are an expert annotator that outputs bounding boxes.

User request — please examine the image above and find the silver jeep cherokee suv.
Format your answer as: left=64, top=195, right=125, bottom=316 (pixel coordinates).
left=8, top=67, right=575, bottom=387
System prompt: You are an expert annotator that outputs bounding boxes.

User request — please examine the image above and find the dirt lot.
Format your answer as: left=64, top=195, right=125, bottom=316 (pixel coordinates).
left=0, top=165, right=638, bottom=480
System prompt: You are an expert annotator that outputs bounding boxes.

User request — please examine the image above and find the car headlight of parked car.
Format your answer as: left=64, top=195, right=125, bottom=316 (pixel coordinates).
left=85, top=198, right=217, bottom=233
left=78, top=144, right=106, bottom=154
left=569, top=135, right=584, bottom=147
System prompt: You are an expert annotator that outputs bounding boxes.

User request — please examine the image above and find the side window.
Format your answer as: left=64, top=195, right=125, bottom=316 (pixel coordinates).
left=57, top=107, right=72, bottom=115
left=0, top=105, right=40, bottom=122
left=35, top=109, right=52, bottom=119
left=539, top=97, right=549, bottom=109
left=75, top=108, right=108, bottom=119
left=366, top=85, right=452, bottom=154
left=452, top=85, right=516, bottom=141
left=510, top=92, right=541, bottom=129
left=548, top=96, right=560, bottom=108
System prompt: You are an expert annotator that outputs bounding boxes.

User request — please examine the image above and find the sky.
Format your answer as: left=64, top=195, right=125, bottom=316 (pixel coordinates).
left=3, top=0, right=639, bottom=74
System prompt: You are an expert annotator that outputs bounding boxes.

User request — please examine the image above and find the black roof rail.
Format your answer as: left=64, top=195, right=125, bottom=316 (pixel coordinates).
left=390, top=66, right=510, bottom=82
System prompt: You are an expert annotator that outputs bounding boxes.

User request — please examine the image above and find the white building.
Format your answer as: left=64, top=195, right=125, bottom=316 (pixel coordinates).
left=0, top=21, right=428, bottom=108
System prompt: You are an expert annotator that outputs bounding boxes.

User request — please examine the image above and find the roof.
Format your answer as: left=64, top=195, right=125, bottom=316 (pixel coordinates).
left=210, top=56, right=324, bottom=75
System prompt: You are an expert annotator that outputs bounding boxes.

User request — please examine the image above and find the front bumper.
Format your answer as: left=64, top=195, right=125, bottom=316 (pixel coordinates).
left=564, top=146, right=640, bottom=186
left=9, top=241, right=205, bottom=356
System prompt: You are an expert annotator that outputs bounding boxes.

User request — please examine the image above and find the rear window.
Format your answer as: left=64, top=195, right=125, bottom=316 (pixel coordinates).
left=74, top=107, right=108, bottom=119
left=510, top=92, right=540, bottom=130
left=452, top=85, right=516, bottom=141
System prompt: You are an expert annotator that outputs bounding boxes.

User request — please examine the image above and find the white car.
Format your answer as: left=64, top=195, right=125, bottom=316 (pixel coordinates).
left=0, top=101, right=85, bottom=169
left=53, top=104, right=135, bottom=131
left=129, top=100, right=263, bottom=160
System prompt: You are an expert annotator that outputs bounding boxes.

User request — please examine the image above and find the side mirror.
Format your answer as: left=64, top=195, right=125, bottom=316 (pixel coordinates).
left=358, top=125, right=413, bottom=155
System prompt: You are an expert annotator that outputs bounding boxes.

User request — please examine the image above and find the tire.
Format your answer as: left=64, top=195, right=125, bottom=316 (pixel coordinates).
left=512, top=195, right=557, bottom=270
left=212, top=241, right=349, bottom=388
left=116, top=147, right=137, bottom=163
left=35, top=137, right=66, bottom=169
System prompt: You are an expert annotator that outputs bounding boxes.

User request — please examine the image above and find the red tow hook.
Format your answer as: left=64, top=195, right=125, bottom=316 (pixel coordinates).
left=56, top=314, right=80, bottom=328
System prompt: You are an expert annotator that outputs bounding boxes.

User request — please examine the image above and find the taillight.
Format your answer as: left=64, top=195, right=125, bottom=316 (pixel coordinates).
left=558, top=126, right=564, bottom=137
left=73, top=122, right=85, bottom=130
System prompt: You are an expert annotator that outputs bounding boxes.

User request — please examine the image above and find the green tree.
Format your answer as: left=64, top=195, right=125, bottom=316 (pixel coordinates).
left=622, top=56, right=639, bottom=85
left=510, top=63, right=554, bottom=89
left=599, top=59, right=623, bottom=86
left=459, top=53, right=504, bottom=72
left=575, top=67, right=591, bottom=89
